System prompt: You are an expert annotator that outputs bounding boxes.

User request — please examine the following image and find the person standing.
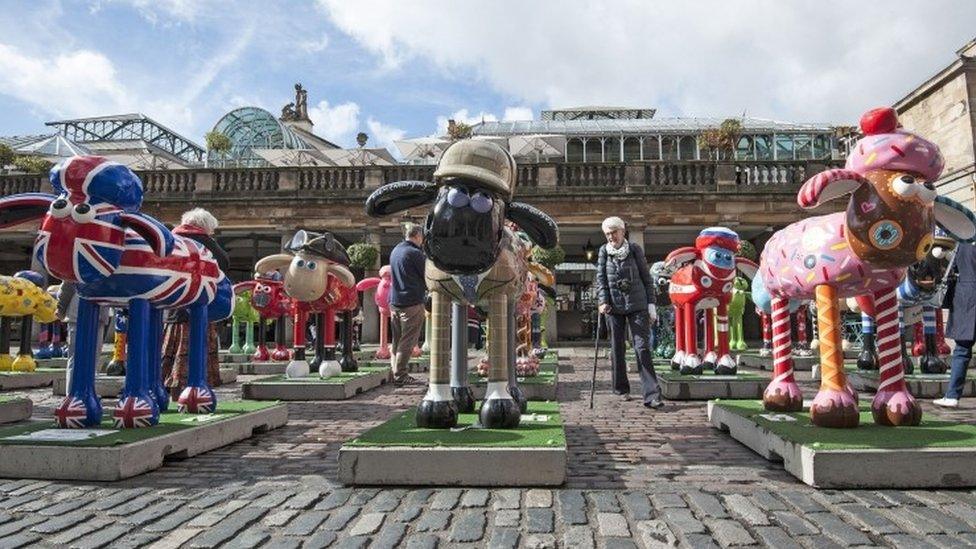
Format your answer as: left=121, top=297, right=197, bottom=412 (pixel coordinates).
left=596, top=216, right=663, bottom=408
left=935, top=241, right=975, bottom=408
left=389, top=223, right=427, bottom=386
left=161, top=208, right=230, bottom=398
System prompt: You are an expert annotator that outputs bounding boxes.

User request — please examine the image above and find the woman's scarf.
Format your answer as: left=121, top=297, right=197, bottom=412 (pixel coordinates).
left=605, top=239, right=630, bottom=261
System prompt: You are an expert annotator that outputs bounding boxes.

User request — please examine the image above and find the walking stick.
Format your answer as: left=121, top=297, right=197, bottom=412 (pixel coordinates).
left=590, top=313, right=603, bottom=409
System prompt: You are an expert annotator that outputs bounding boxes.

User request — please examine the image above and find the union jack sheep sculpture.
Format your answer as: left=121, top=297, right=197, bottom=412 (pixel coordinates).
left=0, top=156, right=232, bottom=428
left=756, top=107, right=976, bottom=428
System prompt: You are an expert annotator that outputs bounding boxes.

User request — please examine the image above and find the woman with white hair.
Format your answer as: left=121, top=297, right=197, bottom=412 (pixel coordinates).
left=161, top=208, right=230, bottom=397
left=596, top=216, right=663, bottom=409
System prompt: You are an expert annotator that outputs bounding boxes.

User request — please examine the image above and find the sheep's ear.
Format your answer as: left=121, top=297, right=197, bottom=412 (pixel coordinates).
left=233, top=281, right=257, bottom=295
left=735, top=258, right=759, bottom=280
left=797, top=169, right=869, bottom=209
left=506, top=202, right=558, bottom=249
left=934, top=196, right=976, bottom=243
left=255, top=254, right=293, bottom=274
left=365, top=181, right=438, bottom=216
left=665, top=246, right=699, bottom=269
left=329, top=264, right=356, bottom=288
left=0, top=193, right=56, bottom=228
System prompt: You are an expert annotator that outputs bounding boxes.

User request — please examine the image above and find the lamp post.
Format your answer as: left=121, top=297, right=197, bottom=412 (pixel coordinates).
left=583, top=239, right=596, bottom=263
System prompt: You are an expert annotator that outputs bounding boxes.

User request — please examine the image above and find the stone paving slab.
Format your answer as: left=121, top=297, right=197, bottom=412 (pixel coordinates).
left=35, top=358, right=67, bottom=369
left=241, top=369, right=391, bottom=401
left=0, top=402, right=287, bottom=481
left=709, top=400, right=976, bottom=488
left=849, top=370, right=976, bottom=398
left=0, top=370, right=61, bottom=391
left=52, top=367, right=238, bottom=397
left=737, top=352, right=818, bottom=371
left=0, top=398, right=31, bottom=424
left=658, top=372, right=768, bottom=400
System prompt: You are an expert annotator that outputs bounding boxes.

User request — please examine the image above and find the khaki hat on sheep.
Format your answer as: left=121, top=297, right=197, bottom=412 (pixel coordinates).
left=433, top=139, right=517, bottom=201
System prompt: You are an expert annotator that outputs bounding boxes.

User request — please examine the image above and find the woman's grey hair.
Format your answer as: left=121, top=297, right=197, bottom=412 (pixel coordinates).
left=181, top=208, right=219, bottom=234
left=404, top=223, right=423, bottom=240
left=601, top=216, right=626, bottom=233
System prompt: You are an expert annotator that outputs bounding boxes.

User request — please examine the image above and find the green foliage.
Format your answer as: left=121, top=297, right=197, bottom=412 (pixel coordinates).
left=698, top=118, right=743, bottom=158
left=347, top=242, right=380, bottom=270
left=0, top=144, right=14, bottom=168
left=738, top=240, right=757, bottom=261
left=447, top=119, right=472, bottom=141
left=11, top=155, right=52, bottom=174
left=532, top=245, right=565, bottom=269
left=205, top=130, right=232, bottom=153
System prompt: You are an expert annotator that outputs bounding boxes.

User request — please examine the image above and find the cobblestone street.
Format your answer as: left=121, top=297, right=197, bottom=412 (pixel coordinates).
left=1, top=348, right=976, bottom=548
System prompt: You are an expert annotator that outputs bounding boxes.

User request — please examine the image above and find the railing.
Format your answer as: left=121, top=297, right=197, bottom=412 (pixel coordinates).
left=213, top=169, right=280, bottom=193
left=299, top=168, right=365, bottom=191
left=556, top=164, right=626, bottom=188
left=0, top=175, right=42, bottom=195
left=517, top=165, right=538, bottom=187
left=139, top=171, right=196, bottom=194
left=735, top=161, right=810, bottom=186
left=383, top=165, right=435, bottom=184
left=644, top=162, right=716, bottom=189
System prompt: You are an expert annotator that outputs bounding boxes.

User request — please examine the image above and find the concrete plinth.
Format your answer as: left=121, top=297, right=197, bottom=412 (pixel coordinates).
left=0, top=402, right=287, bottom=481
left=53, top=367, right=238, bottom=397
left=218, top=351, right=250, bottom=364
left=708, top=400, right=976, bottom=488
left=658, top=372, right=767, bottom=400
left=242, top=367, right=391, bottom=401
left=235, top=362, right=288, bottom=375
left=36, top=358, right=68, bottom=369
left=0, top=369, right=62, bottom=390
left=360, top=359, right=428, bottom=373
left=0, top=398, right=32, bottom=424
left=849, top=371, right=975, bottom=398
left=338, top=402, right=566, bottom=486
left=469, top=364, right=558, bottom=401
left=737, top=352, right=818, bottom=371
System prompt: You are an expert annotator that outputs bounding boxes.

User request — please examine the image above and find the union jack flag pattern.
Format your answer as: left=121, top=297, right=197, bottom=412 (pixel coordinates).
left=178, top=386, right=216, bottom=414
left=55, top=396, right=98, bottom=429
left=113, top=396, right=158, bottom=428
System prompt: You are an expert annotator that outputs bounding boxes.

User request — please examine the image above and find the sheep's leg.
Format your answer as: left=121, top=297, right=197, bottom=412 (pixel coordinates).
left=228, top=317, right=242, bottom=354
left=286, top=310, right=310, bottom=378
left=506, top=298, right=527, bottom=413
left=0, top=318, right=12, bottom=371
left=480, top=293, right=521, bottom=428
left=680, top=303, right=702, bottom=375
left=794, top=305, right=810, bottom=356
left=55, top=298, right=103, bottom=428
left=912, top=320, right=925, bottom=357
left=899, top=307, right=915, bottom=375
left=809, top=285, right=859, bottom=427
left=714, top=302, right=736, bottom=374
left=936, top=312, right=951, bottom=355
left=376, top=311, right=391, bottom=360
left=177, top=302, right=217, bottom=414
left=759, top=310, right=773, bottom=357
left=702, top=308, right=717, bottom=371
left=919, top=305, right=947, bottom=374
left=450, top=301, right=475, bottom=413
left=338, top=310, right=358, bottom=372
left=856, top=309, right=879, bottom=370
left=148, top=307, right=169, bottom=411
left=671, top=305, right=684, bottom=370
left=417, top=291, right=458, bottom=428
left=871, top=287, right=922, bottom=426
left=114, top=298, right=160, bottom=427
left=254, top=316, right=269, bottom=361
left=271, top=315, right=289, bottom=361
left=11, top=316, right=35, bottom=372
left=242, top=319, right=256, bottom=356
left=763, top=297, right=802, bottom=411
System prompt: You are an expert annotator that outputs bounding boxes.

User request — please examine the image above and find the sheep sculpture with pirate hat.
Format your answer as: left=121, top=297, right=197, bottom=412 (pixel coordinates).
left=366, top=139, right=559, bottom=429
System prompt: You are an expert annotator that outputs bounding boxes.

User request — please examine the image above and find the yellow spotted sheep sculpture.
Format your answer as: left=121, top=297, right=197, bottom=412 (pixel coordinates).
left=0, top=272, right=57, bottom=372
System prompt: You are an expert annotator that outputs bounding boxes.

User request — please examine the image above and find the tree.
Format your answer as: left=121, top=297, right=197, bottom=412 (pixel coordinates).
left=347, top=242, right=380, bottom=271
left=698, top=118, right=743, bottom=160
left=205, top=130, right=232, bottom=167
left=532, top=245, right=565, bottom=270
left=447, top=119, right=472, bottom=141
left=12, top=155, right=52, bottom=174
left=0, top=144, right=14, bottom=171
left=737, top=240, right=757, bottom=262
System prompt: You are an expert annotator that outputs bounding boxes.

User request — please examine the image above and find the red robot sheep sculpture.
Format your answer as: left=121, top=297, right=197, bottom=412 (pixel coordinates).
left=233, top=271, right=293, bottom=362
left=666, top=227, right=758, bottom=375
left=757, top=107, right=976, bottom=428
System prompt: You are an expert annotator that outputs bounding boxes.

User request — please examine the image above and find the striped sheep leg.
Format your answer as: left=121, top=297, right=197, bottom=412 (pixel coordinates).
left=680, top=303, right=702, bottom=375
left=762, top=297, right=802, bottom=412
left=702, top=309, right=717, bottom=370
left=810, top=284, right=859, bottom=428
left=416, top=291, right=458, bottom=428
left=714, top=302, right=736, bottom=374
left=919, top=305, right=948, bottom=374
left=871, top=287, right=921, bottom=426
left=671, top=305, right=685, bottom=370
left=759, top=310, right=773, bottom=357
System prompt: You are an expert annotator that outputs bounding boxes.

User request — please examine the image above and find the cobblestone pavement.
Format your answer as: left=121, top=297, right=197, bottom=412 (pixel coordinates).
left=1, top=348, right=976, bottom=547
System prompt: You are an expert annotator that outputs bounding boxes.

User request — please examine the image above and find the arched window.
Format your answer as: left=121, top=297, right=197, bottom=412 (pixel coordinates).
left=623, top=137, right=642, bottom=161
left=643, top=136, right=661, bottom=160
left=662, top=136, right=678, bottom=160
left=604, top=138, right=621, bottom=162
left=678, top=136, right=697, bottom=160
left=585, top=138, right=603, bottom=163
left=566, top=138, right=584, bottom=163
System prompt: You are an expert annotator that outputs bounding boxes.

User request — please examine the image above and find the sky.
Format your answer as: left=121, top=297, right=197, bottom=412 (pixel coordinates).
left=0, top=0, right=974, bottom=156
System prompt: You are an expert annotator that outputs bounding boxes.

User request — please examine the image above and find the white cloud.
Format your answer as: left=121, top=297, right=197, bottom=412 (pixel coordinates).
left=318, top=0, right=976, bottom=124
left=503, top=106, right=533, bottom=121
left=108, top=0, right=208, bottom=24
left=435, top=109, right=498, bottom=135
left=299, top=34, right=330, bottom=53
left=366, top=116, right=406, bottom=154
left=0, top=43, right=132, bottom=118
left=308, top=99, right=362, bottom=143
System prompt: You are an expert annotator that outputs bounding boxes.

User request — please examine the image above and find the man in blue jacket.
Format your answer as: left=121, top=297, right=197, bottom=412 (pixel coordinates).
left=389, top=223, right=427, bottom=386
left=936, top=242, right=976, bottom=407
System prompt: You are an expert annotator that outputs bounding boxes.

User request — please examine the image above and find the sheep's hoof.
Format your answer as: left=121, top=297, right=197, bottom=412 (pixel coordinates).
left=416, top=399, right=458, bottom=429
left=480, top=398, right=521, bottom=429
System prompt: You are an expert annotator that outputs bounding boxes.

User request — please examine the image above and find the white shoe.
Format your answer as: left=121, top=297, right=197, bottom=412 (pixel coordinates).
left=933, top=397, right=959, bottom=408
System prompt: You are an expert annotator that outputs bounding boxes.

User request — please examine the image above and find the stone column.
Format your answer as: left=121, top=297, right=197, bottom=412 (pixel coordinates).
left=361, top=231, right=382, bottom=344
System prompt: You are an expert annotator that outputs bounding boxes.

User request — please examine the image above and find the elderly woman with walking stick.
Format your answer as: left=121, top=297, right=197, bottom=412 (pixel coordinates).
left=595, top=216, right=664, bottom=409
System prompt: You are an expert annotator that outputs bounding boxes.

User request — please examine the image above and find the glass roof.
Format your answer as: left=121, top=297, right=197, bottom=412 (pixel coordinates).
left=0, top=134, right=91, bottom=158
left=473, top=117, right=835, bottom=136
left=212, top=107, right=310, bottom=163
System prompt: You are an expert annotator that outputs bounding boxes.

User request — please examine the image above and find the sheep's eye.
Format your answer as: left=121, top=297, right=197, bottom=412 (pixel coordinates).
left=296, top=259, right=305, bottom=268
left=307, top=261, right=317, bottom=270
left=50, top=199, right=70, bottom=218
left=71, top=203, right=96, bottom=224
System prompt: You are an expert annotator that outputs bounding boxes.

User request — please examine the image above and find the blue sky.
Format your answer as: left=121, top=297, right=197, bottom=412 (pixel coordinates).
left=1, top=1, right=975, bottom=154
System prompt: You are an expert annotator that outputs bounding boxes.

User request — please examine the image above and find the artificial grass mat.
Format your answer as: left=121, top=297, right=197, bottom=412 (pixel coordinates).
left=660, top=370, right=766, bottom=381
left=248, top=366, right=389, bottom=384
left=714, top=399, right=976, bottom=450
left=851, top=370, right=973, bottom=380
left=347, top=400, right=564, bottom=448
left=0, top=400, right=278, bottom=447
left=0, top=395, right=29, bottom=404
left=470, top=363, right=557, bottom=386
